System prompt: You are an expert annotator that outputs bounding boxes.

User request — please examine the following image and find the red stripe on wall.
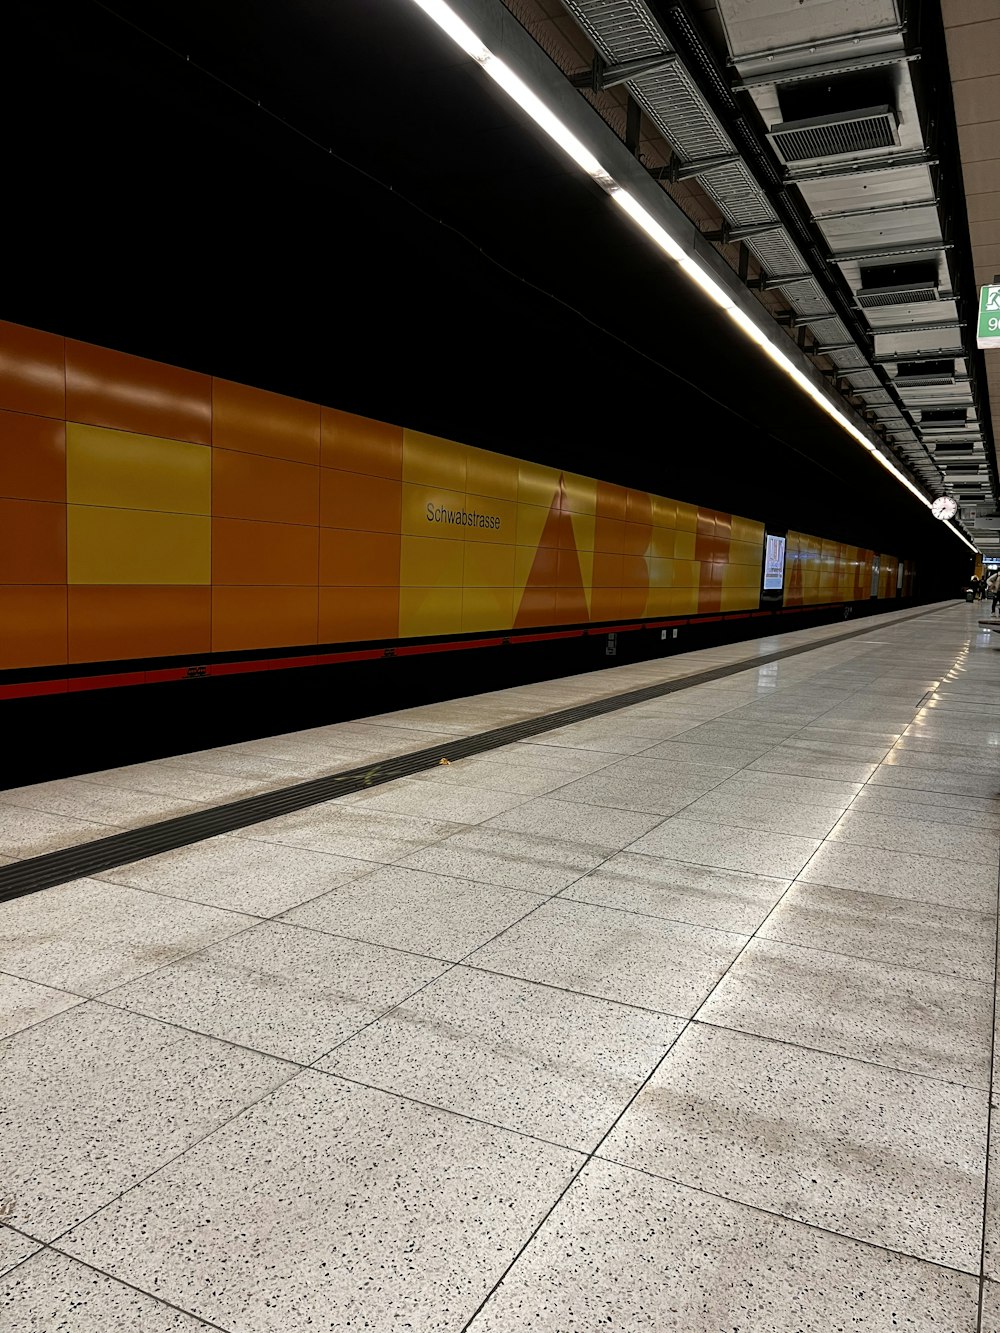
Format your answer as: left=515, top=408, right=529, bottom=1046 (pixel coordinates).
left=0, top=602, right=887, bottom=700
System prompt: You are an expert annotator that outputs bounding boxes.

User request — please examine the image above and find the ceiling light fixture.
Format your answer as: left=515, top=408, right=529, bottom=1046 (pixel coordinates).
left=407, top=0, right=978, bottom=554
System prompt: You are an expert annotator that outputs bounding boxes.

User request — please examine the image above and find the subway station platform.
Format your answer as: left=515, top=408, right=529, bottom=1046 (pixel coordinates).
left=1, top=599, right=999, bottom=1331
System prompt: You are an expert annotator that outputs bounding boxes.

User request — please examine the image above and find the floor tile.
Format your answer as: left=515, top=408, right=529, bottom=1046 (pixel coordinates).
left=563, top=851, right=787, bottom=934
left=281, top=865, right=541, bottom=960
left=411, top=758, right=577, bottom=795
left=544, top=765, right=724, bottom=816
left=628, top=815, right=819, bottom=879
left=104, top=920, right=446, bottom=1064
left=698, top=937, right=992, bottom=1085
left=0, top=1228, right=39, bottom=1280
left=0, top=806, right=120, bottom=860
left=469, top=1159, right=980, bottom=1332
left=502, top=743, right=618, bottom=774
left=0, top=973, right=82, bottom=1040
left=0, top=1003, right=291, bottom=1241
left=884, top=749, right=1000, bottom=776
left=828, top=809, right=1000, bottom=863
left=468, top=897, right=745, bottom=1017
left=0, top=779, right=204, bottom=828
left=800, top=841, right=997, bottom=911
left=869, top=763, right=1000, bottom=800
left=323, top=967, right=682, bottom=1150
left=760, top=881, right=995, bottom=983
left=681, top=790, right=843, bottom=838
left=715, top=769, right=862, bottom=808
left=238, top=805, right=467, bottom=862
left=848, top=786, right=1000, bottom=825
left=634, top=738, right=773, bottom=769
left=0, top=879, right=254, bottom=997
left=98, top=835, right=375, bottom=917
left=670, top=720, right=801, bottom=746
left=58, top=1071, right=580, bottom=1333
left=0, top=1248, right=216, bottom=1330
left=600, top=1024, right=987, bottom=1270
left=335, top=777, right=527, bottom=824
left=746, top=753, right=879, bottom=784
left=778, top=737, right=891, bottom=763
left=81, top=760, right=271, bottom=803
left=521, top=724, right=657, bottom=755
left=398, top=825, right=606, bottom=895
left=983, top=1280, right=1000, bottom=1333
left=485, top=797, right=664, bottom=850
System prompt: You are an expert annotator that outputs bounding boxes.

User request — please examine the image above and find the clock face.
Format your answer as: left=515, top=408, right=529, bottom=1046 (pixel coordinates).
left=931, top=496, right=958, bottom=520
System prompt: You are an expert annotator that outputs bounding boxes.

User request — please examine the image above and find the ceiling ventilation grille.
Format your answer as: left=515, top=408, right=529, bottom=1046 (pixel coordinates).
left=770, top=107, right=898, bottom=164
left=858, top=283, right=938, bottom=308
left=857, top=261, right=939, bottom=309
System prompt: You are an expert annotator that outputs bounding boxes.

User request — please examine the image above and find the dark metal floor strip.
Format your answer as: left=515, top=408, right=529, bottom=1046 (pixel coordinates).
left=0, top=604, right=951, bottom=903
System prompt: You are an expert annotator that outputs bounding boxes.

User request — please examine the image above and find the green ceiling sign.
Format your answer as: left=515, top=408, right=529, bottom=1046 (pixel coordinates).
left=978, top=284, right=1000, bottom=349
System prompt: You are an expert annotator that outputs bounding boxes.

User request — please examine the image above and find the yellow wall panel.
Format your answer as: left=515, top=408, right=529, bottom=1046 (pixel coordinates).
left=674, top=530, right=696, bottom=559
left=649, top=495, right=676, bottom=528
left=561, top=472, right=596, bottom=516
left=649, top=526, right=676, bottom=560
left=402, top=430, right=468, bottom=489
left=647, top=556, right=675, bottom=589
left=462, top=586, right=514, bottom=632
left=720, top=585, right=757, bottom=612
left=466, top=447, right=517, bottom=501
left=399, top=586, right=464, bottom=637
left=674, top=502, right=698, bottom=533
left=730, top=540, right=763, bottom=566
left=399, top=535, right=464, bottom=587
left=67, top=424, right=210, bottom=514
left=464, top=542, right=516, bottom=588
left=68, top=506, right=210, bottom=585
left=517, top=461, right=559, bottom=508
left=672, top=559, right=700, bottom=587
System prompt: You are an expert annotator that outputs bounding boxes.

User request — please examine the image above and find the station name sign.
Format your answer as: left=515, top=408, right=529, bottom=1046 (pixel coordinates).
left=426, top=502, right=502, bottom=531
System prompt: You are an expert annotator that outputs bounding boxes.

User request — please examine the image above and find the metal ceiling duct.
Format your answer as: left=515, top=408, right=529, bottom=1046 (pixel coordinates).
left=555, top=0, right=994, bottom=539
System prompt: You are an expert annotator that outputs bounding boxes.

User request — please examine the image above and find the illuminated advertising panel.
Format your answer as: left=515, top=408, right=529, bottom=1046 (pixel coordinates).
left=763, top=534, right=786, bottom=591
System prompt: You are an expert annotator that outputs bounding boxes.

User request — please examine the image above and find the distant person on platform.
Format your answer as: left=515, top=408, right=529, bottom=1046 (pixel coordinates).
left=988, top=570, right=1000, bottom=615
left=970, top=575, right=982, bottom=600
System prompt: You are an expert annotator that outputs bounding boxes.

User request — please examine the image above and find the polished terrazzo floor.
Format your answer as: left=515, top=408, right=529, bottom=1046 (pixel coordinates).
left=1, top=599, right=998, bottom=1330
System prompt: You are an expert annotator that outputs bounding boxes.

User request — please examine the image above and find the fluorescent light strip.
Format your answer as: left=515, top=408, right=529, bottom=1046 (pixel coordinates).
left=408, top=0, right=979, bottom=554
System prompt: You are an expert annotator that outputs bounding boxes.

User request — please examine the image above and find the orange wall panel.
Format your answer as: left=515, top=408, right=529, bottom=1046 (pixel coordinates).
left=212, top=449, right=319, bottom=526
left=66, top=341, right=211, bottom=444
left=319, top=586, right=399, bottom=643
left=213, top=519, right=319, bottom=586
left=0, top=500, right=66, bottom=584
left=320, top=469, right=401, bottom=533
left=0, top=411, right=66, bottom=501
left=322, top=408, right=402, bottom=478
left=0, top=322, right=65, bottom=420
left=212, top=586, right=318, bottom=652
left=0, top=585, right=67, bottom=668
left=213, top=379, right=320, bottom=464
left=319, top=529, right=401, bottom=586
left=68, top=587, right=211, bottom=663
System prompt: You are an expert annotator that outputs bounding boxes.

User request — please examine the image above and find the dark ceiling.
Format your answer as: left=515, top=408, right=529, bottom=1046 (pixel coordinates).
left=2, top=0, right=973, bottom=573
